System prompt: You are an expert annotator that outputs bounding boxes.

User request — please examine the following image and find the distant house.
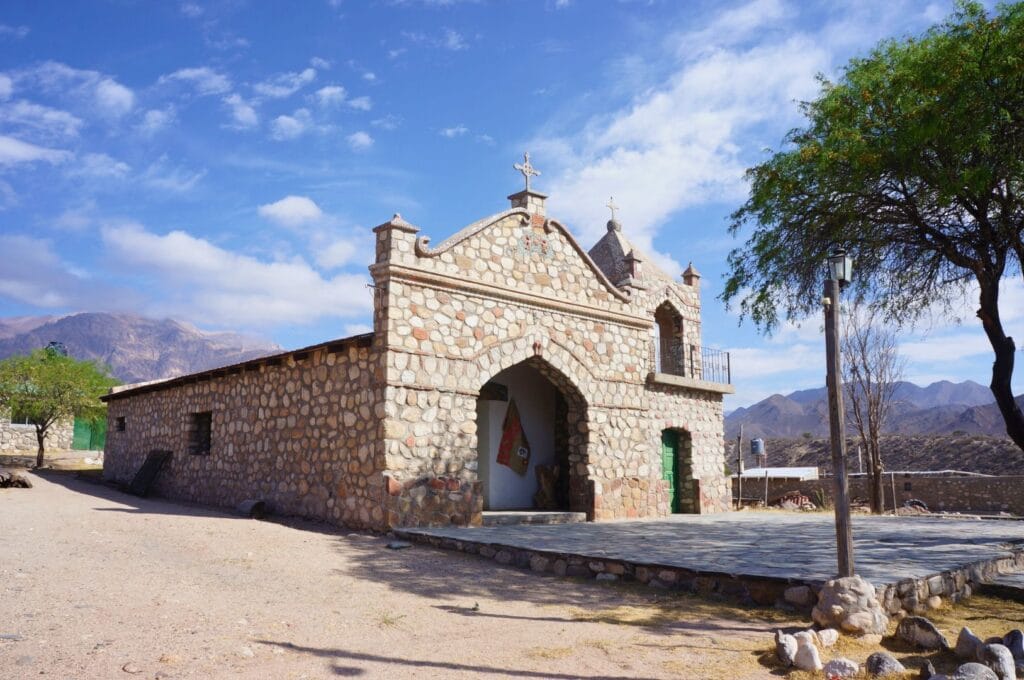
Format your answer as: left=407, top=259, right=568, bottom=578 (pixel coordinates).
left=102, top=159, right=734, bottom=529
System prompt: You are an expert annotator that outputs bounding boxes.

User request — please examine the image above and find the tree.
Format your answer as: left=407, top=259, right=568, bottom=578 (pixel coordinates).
left=722, top=2, right=1024, bottom=451
left=0, top=348, right=118, bottom=467
left=842, top=307, right=906, bottom=514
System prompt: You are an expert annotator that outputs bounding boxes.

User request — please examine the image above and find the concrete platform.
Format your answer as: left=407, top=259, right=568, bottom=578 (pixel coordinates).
left=482, top=511, right=586, bottom=526
left=396, top=512, right=1024, bottom=612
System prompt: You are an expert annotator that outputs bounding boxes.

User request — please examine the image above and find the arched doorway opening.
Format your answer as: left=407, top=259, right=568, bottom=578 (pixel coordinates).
left=476, top=356, right=589, bottom=515
left=653, top=302, right=685, bottom=376
left=661, top=428, right=697, bottom=513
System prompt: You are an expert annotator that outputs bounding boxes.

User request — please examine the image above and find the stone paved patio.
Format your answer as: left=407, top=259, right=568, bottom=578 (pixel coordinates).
left=397, top=512, right=1024, bottom=604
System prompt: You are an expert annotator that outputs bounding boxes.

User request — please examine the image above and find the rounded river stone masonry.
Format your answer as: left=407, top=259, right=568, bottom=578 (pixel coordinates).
left=102, top=175, right=733, bottom=530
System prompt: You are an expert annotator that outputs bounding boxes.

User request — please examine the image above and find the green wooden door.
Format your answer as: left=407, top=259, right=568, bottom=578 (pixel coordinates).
left=661, top=429, right=679, bottom=513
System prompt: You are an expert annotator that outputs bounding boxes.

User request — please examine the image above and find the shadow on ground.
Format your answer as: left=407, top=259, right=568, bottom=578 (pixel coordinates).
left=254, top=639, right=661, bottom=679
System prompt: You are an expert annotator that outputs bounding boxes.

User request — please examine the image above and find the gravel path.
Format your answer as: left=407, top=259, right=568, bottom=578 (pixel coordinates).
left=0, top=471, right=790, bottom=679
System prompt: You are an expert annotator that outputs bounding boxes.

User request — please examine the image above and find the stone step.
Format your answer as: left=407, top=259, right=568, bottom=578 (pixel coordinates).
left=482, top=511, right=587, bottom=526
left=978, top=571, right=1024, bottom=602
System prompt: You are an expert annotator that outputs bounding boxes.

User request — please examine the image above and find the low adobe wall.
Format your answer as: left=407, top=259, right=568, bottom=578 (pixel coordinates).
left=733, top=474, right=1024, bottom=515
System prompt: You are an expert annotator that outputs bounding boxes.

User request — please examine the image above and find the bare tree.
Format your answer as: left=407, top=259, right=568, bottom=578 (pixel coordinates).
left=842, top=307, right=906, bottom=514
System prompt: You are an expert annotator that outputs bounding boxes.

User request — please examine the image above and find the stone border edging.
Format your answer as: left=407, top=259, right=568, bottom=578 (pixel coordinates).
left=393, top=529, right=1024, bottom=615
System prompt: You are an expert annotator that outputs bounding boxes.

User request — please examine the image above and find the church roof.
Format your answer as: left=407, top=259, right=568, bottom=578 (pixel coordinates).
left=101, top=332, right=374, bottom=401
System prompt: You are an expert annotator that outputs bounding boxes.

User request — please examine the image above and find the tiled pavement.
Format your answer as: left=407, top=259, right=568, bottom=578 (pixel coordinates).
left=400, top=512, right=1024, bottom=586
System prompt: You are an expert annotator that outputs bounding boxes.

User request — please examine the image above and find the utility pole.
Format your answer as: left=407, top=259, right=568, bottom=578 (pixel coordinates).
left=735, top=425, right=743, bottom=510
left=825, top=275, right=855, bottom=577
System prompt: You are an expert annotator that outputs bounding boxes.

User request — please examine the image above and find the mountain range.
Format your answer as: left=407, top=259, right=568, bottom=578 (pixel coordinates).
left=0, top=313, right=281, bottom=384
left=726, top=380, right=1019, bottom=439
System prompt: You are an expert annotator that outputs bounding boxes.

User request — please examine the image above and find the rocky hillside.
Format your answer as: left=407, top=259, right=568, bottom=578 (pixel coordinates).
left=742, top=435, right=1024, bottom=477
left=726, top=380, right=1011, bottom=438
left=0, top=313, right=281, bottom=384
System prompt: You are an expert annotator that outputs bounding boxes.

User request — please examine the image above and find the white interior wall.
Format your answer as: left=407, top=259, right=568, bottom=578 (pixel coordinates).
left=476, top=363, right=556, bottom=510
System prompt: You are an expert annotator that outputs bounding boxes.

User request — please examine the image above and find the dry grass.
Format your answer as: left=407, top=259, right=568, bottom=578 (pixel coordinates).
left=525, top=646, right=575, bottom=660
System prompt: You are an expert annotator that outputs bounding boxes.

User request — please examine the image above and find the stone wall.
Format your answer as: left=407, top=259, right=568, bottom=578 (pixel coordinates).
left=0, top=412, right=73, bottom=452
left=733, top=474, right=1024, bottom=516
left=104, top=340, right=388, bottom=529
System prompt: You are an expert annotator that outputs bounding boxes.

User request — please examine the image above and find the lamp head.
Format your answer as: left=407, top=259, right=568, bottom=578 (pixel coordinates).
left=827, top=250, right=853, bottom=285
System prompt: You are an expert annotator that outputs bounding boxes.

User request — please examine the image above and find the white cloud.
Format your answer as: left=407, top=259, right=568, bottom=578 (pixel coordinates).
left=100, top=222, right=372, bottom=326
left=0, top=74, right=12, bottom=99
left=310, top=57, right=331, bottom=70
left=315, top=85, right=347, bottom=107
left=180, top=2, right=203, bottom=18
left=346, top=131, right=373, bottom=151
left=72, top=152, right=131, bottom=179
left=362, top=72, right=377, bottom=83
left=270, top=109, right=312, bottom=140
left=17, top=62, right=135, bottom=119
left=94, top=78, right=135, bottom=118
left=347, top=95, right=372, bottom=111
left=0, top=234, right=84, bottom=307
left=254, top=68, right=317, bottom=98
left=371, top=114, right=401, bottom=130
left=0, top=100, right=83, bottom=139
left=537, top=34, right=827, bottom=261
left=137, top=107, right=175, bottom=136
left=401, top=27, right=468, bottom=51
left=0, top=135, right=70, bottom=165
left=442, top=29, right=467, bottom=50
left=158, top=66, right=232, bottom=95
left=476, top=133, right=495, bottom=145
left=0, top=24, right=29, bottom=39
left=142, top=156, right=206, bottom=192
left=439, top=124, right=468, bottom=138
left=0, top=180, right=16, bottom=209
left=316, top=241, right=357, bottom=269
left=258, top=195, right=324, bottom=227
left=223, top=93, right=259, bottom=129
left=343, top=322, right=372, bottom=336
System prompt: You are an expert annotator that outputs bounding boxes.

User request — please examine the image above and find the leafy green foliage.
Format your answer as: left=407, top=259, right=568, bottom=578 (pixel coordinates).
left=0, top=348, right=118, bottom=463
left=723, top=1, right=1024, bottom=328
left=722, top=1, right=1024, bottom=450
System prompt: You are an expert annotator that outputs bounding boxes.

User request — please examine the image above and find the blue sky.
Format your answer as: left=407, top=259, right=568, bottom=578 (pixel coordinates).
left=0, top=0, right=1020, bottom=408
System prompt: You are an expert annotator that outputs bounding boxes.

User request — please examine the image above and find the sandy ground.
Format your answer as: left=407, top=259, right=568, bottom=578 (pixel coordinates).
left=0, top=469, right=802, bottom=679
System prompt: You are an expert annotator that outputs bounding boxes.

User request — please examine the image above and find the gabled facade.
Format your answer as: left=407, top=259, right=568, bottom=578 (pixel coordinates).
left=103, top=173, right=733, bottom=530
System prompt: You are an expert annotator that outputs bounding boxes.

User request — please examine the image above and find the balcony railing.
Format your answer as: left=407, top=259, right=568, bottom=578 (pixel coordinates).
left=653, top=339, right=731, bottom=385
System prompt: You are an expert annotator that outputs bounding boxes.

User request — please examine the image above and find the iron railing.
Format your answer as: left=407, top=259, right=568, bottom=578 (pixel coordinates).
left=653, top=339, right=731, bottom=384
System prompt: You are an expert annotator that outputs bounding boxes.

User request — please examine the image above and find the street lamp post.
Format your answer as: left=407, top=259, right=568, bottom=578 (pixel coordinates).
left=825, top=250, right=855, bottom=577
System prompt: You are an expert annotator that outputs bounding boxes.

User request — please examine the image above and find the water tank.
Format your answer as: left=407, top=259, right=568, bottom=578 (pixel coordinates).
left=751, top=438, right=765, bottom=457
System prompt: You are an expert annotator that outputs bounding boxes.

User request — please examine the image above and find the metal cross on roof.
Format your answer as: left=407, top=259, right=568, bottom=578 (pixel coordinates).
left=513, top=152, right=541, bottom=191
left=606, top=196, right=619, bottom=222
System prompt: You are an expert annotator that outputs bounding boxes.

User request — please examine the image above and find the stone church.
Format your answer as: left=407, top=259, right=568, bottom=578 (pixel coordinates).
left=103, top=155, right=733, bottom=530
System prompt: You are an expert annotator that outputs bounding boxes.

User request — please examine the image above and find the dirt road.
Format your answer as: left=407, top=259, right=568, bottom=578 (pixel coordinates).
left=0, top=471, right=790, bottom=679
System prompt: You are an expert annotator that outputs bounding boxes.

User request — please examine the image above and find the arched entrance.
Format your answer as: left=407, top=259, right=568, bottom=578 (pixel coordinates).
left=476, top=356, right=590, bottom=515
left=653, top=301, right=685, bottom=375
left=661, top=428, right=697, bottom=513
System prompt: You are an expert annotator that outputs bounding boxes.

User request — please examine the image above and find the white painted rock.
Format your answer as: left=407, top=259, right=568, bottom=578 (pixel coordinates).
left=823, top=657, right=859, bottom=678
left=792, top=631, right=822, bottom=672
left=817, top=628, right=840, bottom=648
left=774, top=630, right=797, bottom=667
left=812, top=575, right=889, bottom=636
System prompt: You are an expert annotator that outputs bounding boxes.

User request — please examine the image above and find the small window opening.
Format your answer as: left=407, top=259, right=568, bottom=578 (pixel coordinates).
left=115, top=416, right=126, bottom=432
left=188, top=411, right=212, bottom=456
